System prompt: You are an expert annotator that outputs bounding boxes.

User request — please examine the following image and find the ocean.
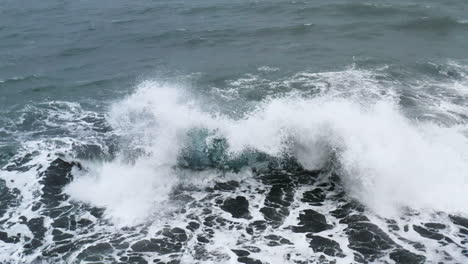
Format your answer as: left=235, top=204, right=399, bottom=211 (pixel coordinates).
left=0, top=0, right=467, bottom=263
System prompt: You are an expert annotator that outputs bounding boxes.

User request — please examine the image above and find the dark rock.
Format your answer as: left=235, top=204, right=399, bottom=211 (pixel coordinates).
left=27, top=217, right=47, bottom=239
left=89, top=207, right=105, bottom=218
left=264, top=235, right=293, bottom=245
left=127, top=256, right=148, bottom=264
left=48, top=242, right=75, bottom=254
left=31, top=202, right=42, bottom=211
left=215, top=216, right=230, bottom=227
left=330, top=200, right=365, bottom=219
left=5, top=152, right=36, bottom=172
left=232, top=249, right=250, bottom=257
left=339, top=214, right=370, bottom=224
left=388, top=224, right=400, bottom=231
left=279, top=238, right=293, bottom=245
left=131, top=240, right=160, bottom=252
left=47, top=205, right=73, bottom=218
left=221, top=196, right=250, bottom=219
left=291, top=210, right=333, bottom=233
left=0, top=232, right=10, bottom=242
left=197, top=236, right=209, bottom=243
left=449, top=215, right=468, bottom=229
left=203, top=215, right=216, bottom=227
left=238, top=257, right=262, bottom=264
left=345, top=222, right=396, bottom=262
left=162, top=227, right=188, bottom=242
left=187, top=221, right=200, bottom=231
left=83, top=255, right=101, bottom=262
left=264, top=235, right=281, bottom=241
left=240, top=246, right=259, bottom=254
left=111, top=239, right=129, bottom=250
left=259, top=171, right=295, bottom=226
left=24, top=238, right=42, bottom=250
left=151, top=238, right=181, bottom=254
left=42, top=158, right=76, bottom=186
left=0, top=179, right=18, bottom=218
left=83, top=242, right=113, bottom=254
left=267, top=241, right=280, bottom=247
left=413, top=225, right=444, bottom=240
left=397, top=237, right=426, bottom=252
left=41, top=158, right=79, bottom=207
left=264, top=185, right=293, bottom=207
left=250, top=220, right=267, bottom=232
left=389, top=249, right=426, bottom=263
left=52, top=231, right=74, bottom=241
left=52, top=216, right=70, bottom=229
left=307, top=235, right=344, bottom=257
left=424, top=223, right=446, bottom=229
left=302, top=188, right=325, bottom=205
left=260, top=207, right=288, bottom=224
left=213, top=181, right=240, bottom=191
left=0, top=231, right=19, bottom=243
left=460, top=228, right=468, bottom=235
left=77, top=218, right=93, bottom=227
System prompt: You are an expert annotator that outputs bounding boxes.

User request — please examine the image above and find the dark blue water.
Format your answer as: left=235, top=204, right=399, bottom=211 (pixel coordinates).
left=0, top=1, right=467, bottom=263
left=1, top=1, right=467, bottom=105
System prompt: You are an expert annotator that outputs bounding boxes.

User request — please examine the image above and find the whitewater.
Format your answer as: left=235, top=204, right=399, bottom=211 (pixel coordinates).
left=1, top=63, right=467, bottom=263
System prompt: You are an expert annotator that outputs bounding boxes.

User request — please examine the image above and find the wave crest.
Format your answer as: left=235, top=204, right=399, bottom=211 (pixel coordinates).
left=66, top=74, right=468, bottom=224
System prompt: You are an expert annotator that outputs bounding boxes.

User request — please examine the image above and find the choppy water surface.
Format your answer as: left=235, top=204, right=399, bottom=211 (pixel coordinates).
left=0, top=1, right=467, bottom=264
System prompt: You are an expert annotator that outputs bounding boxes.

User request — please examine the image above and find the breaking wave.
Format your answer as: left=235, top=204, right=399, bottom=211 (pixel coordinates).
left=2, top=65, right=468, bottom=263
left=66, top=69, right=468, bottom=225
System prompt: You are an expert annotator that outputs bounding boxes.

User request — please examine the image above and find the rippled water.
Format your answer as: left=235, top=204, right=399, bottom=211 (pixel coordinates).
left=0, top=1, right=467, bottom=264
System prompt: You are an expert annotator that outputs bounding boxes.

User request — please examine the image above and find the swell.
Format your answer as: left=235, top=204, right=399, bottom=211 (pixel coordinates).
left=294, top=2, right=430, bottom=17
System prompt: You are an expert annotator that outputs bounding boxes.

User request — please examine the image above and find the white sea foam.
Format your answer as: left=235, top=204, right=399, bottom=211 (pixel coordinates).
left=65, top=73, right=468, bottom=225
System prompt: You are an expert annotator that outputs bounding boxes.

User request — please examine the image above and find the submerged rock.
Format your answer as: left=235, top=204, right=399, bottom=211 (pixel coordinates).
left=260, top=171, right=295, bottom=226
left=301, top=188, right=326, bottom=205
left=292, top=209, right=333, bottom=233
left=221, top=196, right=251, bottom=219
left=449, top=215, right=468, bottom=229
left=345, top=222, right=396, bottom=262
left=307, top=235, right=344, bottom=257
left=238, top=257, right=263, bottom=264
left=413, top=225, right=444, bottom=240
left=131, top=239, right=182, bottom=254
left=232, top=249, right=250, bottom=257
left=41, top=158, right=80, bottom=207
left=389, top=249, right=426, bottom=263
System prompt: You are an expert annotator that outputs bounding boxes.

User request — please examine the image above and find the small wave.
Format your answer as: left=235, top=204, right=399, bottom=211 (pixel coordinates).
left=110, top=18, right=135, bottom=24
left=254, top=23, right=316, bottom=36
left=295, top=3, right=429, bottom=18
left=59, top=46, right=100, bottom=57
left=0, top=75, right=41, bottom=85
left=181, top=5, right=224, bottom=15
left=394, top=16, right=468, bottom=32
left=336, top=3, right=402, bottom=16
